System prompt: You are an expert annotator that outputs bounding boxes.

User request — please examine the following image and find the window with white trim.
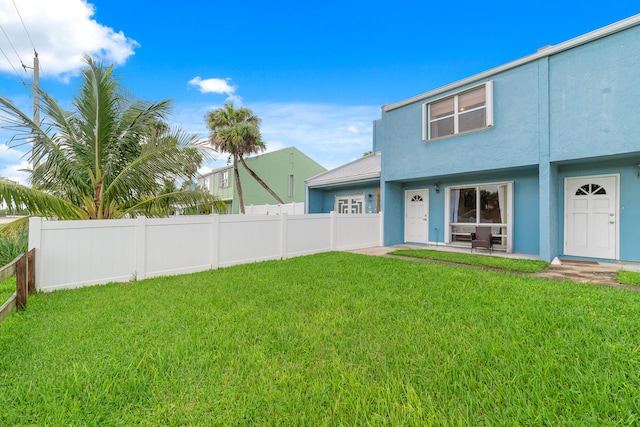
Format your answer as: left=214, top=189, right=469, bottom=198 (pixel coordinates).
left=444, top=181, right=512, bottom=252
left=288, top=174, right=295, bottom=198
left=335, top=194, right=365, bottom=214
left=423, top=81, right=493, bottom=141
left=219, top=170, right=229, bottom=188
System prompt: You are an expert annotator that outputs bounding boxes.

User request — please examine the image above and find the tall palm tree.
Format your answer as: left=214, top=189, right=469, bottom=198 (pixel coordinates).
left=0, top=54, right=223, bottom=231
left=206, top=103, right=283, bottom=214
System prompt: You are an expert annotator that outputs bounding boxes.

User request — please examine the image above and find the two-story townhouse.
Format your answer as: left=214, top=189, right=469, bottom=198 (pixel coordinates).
left=374, top=14, right=640, bottom=263
left=198, top=146, right=326, bottom=214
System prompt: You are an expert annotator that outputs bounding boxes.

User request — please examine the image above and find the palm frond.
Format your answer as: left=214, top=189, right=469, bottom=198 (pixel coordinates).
left=103, top=125, right=203, bottom=202
left=1, top=54, right=206, bottom=221
left=0, top=217, right=29, bottom=237
left=0, top=181, right=87, bottom=220
left=118, top=190, right=225, bottom=218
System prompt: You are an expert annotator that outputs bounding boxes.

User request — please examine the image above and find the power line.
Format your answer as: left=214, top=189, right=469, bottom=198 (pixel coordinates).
left=12, top=0, right=36, bottom=54
left=9, top=0, right=43, bottom=76
left=0, top=23, right=28, bottom=72
left=0, top=44, right=27, bottom=85
left=10, top=1, right=42, bottom=166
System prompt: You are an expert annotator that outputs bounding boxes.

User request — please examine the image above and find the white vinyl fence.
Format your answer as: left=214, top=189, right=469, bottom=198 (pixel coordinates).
left=28, top=212, right=383, bottom=292
left=244, top=202, right=305, bottom=215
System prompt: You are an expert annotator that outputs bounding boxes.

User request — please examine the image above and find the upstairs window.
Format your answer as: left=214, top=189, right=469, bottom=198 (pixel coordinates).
left=288, top=174, right=295, bottom=198
left=423, top=81, right=493, bottom=141
left=219, top=170, right=229, bottom=188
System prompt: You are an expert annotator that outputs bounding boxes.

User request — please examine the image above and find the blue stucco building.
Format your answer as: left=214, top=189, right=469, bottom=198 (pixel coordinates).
left=309, top=15, right=640, bottom=263
left=375, top=15, right=640, bottom=263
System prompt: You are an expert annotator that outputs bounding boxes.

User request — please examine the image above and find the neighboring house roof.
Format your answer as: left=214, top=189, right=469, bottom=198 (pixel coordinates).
left=306, top=152, right=380, bottom=188
left=198, top=146, right=325, bottom=179
left=199, top=164, right=232, bottom=179
left=383, top=14, right=640, bottom=112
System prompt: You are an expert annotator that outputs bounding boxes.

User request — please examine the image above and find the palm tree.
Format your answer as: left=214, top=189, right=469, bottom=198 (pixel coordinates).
left=0, top=54, right=223, bottom=231
left=206, top=103, right=283, bottom=214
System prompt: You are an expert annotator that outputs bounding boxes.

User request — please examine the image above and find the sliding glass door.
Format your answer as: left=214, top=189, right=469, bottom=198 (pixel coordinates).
left=445, top=182, right=512, bottom=251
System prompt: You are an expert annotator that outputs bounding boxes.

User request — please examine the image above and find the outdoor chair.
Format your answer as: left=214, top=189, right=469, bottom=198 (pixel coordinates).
left=471, top=226, right=493, bottom=253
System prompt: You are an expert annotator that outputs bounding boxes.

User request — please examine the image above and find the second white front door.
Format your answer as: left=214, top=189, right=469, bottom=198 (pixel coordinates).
left=404, top=189, right=429, bottom=244
left=564, top=175, right=618, bottom=259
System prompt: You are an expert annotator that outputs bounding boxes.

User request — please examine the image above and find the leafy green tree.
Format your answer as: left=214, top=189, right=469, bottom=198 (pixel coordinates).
left=0, top=55, right=223, bottom=232
left=206, top=103, right=283, bottom=214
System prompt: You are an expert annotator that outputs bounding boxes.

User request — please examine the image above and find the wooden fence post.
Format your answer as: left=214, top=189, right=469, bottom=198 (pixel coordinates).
left=27, top=248, right=36, bottom=294
left=15, top=254, right=27, bottom=310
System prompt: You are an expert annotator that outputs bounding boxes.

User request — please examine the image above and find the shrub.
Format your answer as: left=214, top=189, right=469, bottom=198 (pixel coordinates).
left=0, top=230, right=27, bottom=267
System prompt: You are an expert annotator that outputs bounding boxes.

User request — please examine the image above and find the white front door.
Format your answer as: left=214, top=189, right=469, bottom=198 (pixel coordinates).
left=564, top=175, right=618, bottom=259
left=404, top=189, right=429, bottom=244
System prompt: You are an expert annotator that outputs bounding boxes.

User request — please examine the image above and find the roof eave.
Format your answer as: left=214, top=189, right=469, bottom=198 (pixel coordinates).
left=307, top=173, right=381, bottom=188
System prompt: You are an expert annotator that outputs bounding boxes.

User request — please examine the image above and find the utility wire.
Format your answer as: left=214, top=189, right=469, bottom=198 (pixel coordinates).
left=12, top=0, right=36, bottom=54
left=0, top=45, right=27, bottom=84
left=0, top=23, right=27, bottom=72
left=6, top=0, right=44, bottom=84
left=10, top=0, right=43, bottom=76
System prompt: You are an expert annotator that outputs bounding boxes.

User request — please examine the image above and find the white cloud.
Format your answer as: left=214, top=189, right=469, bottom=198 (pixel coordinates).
left=0, top=144, right=31, bottom=185
left=0, top=0, right=138, bottom=80
left=251, top=102, right=379, bottom=169
left=188, top=77, right=241, bottom=104
left=347, top=124, right=360, bottom=133
left=179, top=102, right=379, bottom=171
left=188, top=77, right=234, bottom=94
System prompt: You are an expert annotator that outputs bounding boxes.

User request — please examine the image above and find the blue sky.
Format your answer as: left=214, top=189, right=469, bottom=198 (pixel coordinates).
left=1, top=0, right=639, bottom=184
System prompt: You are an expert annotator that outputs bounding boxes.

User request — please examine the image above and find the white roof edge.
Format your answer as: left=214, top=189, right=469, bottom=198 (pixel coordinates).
left=307, top=172, right=381, bottom=188
left=383, top=14, right=640, bottom=112
left=199, top=164, right=232, bottom=178
left=306, top=151, right=381, bottom=180
left=305, top=151, right=381, bottom=186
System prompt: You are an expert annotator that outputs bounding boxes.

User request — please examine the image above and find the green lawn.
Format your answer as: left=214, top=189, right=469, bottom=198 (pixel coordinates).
left=619, top=270, right=640, bottom=286
left=389, top=248, right=550, bottom=273
left=0, top=276, right=15, bottom=305
left=2, top=252, right=640, bottom=426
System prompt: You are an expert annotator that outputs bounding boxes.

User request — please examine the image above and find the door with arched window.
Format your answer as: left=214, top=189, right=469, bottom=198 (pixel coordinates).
left=564, top=175, right=618, bottom=259
left=404, top=189, right=429, bottom=244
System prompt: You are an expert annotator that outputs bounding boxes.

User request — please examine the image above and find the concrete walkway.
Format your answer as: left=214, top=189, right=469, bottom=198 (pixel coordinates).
left=532, top=261, right=619, bottom=286
left=348, top=245, right=633, bottom=289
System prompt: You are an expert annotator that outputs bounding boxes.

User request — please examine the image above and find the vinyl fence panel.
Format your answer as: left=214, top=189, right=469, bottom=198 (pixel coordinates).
left=244, top=202, right=305, bottom=215
left=334, top=213, right=384, bottom=250
left=29, top=212, right=383, bottom=292
left=217, top=215, right=283, bottom=267
left=143, top=216, right=216, bottom=278
left=284, top=214, right=333, bottom=258
left=30, top=219, right=138, bottom=291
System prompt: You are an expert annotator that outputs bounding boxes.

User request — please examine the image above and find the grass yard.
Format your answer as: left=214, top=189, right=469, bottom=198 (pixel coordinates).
left=2, top=252, right=640, bottom=426
left=619, top=270, right=640, bottom=286
left=0, top=276, right=15, bottom=305
left=388, top=248, right=550, bottom=273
